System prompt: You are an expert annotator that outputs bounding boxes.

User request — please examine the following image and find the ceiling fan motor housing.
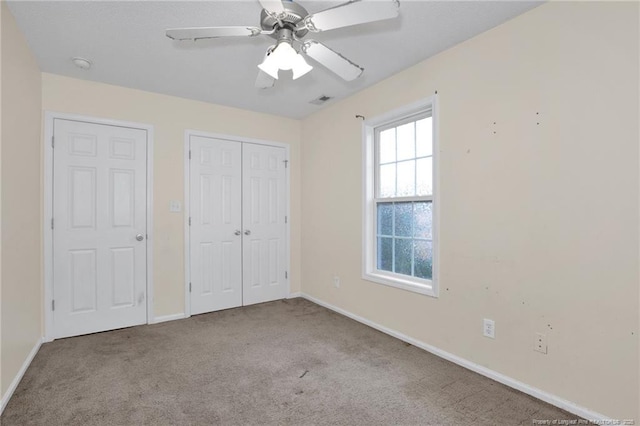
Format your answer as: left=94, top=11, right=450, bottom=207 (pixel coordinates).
left=260, top=1, right=309, bottom=39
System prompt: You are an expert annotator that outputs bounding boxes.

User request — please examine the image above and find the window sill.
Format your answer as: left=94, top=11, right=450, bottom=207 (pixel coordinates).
left=363, top=271, right=438, bottom=298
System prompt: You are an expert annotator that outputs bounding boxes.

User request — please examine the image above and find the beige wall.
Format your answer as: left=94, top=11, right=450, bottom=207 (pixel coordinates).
left=41, top=73, right=302, bottom=317
left=2, top=0, right=638, bottom=420
left=0, top=2, right=43, bottom=398
left=301, top=1, right=639, bottom=420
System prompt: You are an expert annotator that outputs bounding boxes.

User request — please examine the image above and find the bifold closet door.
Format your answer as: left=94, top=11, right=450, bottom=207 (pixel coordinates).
left=189, top=136, right=288, bottom=314
left=189, top=136, right=243, bottom=314
left=241, top=143, right=288, bottom=306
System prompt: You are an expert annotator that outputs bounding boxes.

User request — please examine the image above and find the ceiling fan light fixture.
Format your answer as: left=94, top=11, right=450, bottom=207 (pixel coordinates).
left=291, top=54, right=313, bottom=80
left=258, top=40, right=312, bottom=80
left=258, top=55, right=280, bottom=79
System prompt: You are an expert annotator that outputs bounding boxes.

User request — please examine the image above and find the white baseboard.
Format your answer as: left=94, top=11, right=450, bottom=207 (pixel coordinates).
left=0, top=337, right=43, bottom=415
left=0, top=297, right=613, bottom=421
left=287, top=292, right=302, bottom=299
left=151, top=313, right=186, bottom=324
left=300, top=293, right=611, bottom=422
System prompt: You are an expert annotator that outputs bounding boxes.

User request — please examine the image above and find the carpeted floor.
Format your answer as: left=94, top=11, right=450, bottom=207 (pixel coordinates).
left=2, top=298, right=577, bottom=425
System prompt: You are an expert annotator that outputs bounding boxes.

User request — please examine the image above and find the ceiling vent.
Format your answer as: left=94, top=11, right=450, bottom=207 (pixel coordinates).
left=309, top=95, right=333, bottom=105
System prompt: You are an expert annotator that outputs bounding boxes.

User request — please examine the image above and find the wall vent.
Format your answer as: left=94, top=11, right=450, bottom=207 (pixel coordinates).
left=309, top=95, right=333, bottom=105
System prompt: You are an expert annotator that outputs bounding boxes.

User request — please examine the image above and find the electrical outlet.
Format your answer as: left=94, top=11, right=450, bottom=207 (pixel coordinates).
left=333, top=276, right=340, bottom=288
left=534, top=332, right=548, bottom=354
left=483, top=319, right=495, bottom=339
left=169, top=200, right=182, bottom=212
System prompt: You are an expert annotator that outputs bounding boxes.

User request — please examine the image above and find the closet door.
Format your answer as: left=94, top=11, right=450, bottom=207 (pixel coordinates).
left=241, top=143, right=288, bottom=306
left=189, top=136, right=243, bottom=314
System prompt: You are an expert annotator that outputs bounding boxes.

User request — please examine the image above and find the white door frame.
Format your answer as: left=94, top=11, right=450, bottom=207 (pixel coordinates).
left=43, top=111, right=155, bottom=342
left=183, top=130, right=291, bottom=317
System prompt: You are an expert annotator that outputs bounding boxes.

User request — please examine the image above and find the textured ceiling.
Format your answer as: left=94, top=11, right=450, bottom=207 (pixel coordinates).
left=7, top=1, right=542, bottom=119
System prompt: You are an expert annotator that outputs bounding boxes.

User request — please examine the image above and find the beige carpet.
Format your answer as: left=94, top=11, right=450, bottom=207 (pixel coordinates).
left=1, top=298, right=577, bottom=425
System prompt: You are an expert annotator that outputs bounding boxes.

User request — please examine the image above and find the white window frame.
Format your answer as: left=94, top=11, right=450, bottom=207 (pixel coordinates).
left=362, top=96, right=439, bottom=297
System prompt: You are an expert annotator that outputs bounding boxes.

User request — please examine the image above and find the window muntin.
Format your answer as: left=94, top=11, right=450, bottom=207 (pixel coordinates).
left=376, top=201, right=433, bottom=280
left=367, top=107, right=436, bottom=294
left=376, top=115, right=433, bottom=199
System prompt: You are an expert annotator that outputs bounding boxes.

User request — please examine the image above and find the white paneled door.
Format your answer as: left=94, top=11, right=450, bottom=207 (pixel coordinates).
left=241, top=143, right=288, bottom=306
left=189, top=136, right=243, bottom=314
left=189, top=136, right=287, bottom=315
left=53, top=119, right=148, bottom=339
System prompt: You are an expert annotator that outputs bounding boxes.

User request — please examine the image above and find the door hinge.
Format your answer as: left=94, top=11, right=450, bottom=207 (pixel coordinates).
left=285, top=216, right=288, bottom=224
left=189, top=217, right=191, bottom=226
left=283, top=159, right=289, bottom=168
left=51, top=218, right=54, bottom=230
left=51, top=136, right=55, bottom=149
left=189, top=282, right=192, bottom=293
left=52, top=300, right=55, bottom=311
left=189, top=150, right=191, bottom=160
left=285, top=271, right=288, bottom=279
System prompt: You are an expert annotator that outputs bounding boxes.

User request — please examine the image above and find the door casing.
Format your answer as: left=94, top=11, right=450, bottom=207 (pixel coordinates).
left=184, top=130, right=291, bottom=317
left=43, top=111, right=155, bottom=342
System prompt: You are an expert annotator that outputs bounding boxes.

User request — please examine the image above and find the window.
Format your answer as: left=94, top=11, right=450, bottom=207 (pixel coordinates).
left=363, top=97, right=438, bottom=296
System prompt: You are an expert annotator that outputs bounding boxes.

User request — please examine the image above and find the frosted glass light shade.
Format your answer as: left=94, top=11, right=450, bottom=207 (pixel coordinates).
left=258, top=56, right=280, bottom=79
left=291, top=55, right=313, bottom=80
left=258, top=41, right=312, bottom=80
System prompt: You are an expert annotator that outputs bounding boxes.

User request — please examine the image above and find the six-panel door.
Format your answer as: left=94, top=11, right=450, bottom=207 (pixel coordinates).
left=189, top=136, right=243, bottom=314
left=53, top=119, right=148, bottom=339
left=241, top=143, right=288, bottom=306
left=189, top=136, right=288, bottom=314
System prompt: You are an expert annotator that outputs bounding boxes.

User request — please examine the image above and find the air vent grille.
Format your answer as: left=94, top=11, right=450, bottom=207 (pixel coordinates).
left=310, top=95, right=333, bottom=105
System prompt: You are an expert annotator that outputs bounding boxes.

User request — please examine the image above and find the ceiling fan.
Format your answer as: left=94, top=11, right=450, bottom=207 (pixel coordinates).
left=166, top=0, right=400, bottom=88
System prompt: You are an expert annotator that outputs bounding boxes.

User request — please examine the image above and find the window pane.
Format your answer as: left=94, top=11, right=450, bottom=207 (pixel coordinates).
left=396, top=122, right=415, bottom=161
left=379, top=128, right=396, bottom=164
left=414, top=201, right=432, bottom=239
left=396, top=160, right=415, bottom=196
left=416, top=117, right=432, bottom=157
left=414, top=240, right=433, bottom=279
left=394, top=202, right=412, bottom=237
left=416, top=157, right=432, bottom=196
left=394, top=238, right=412, bottom=275
left=372, top=112, right=436, bottom=286
left=377, top=237, right=393, bottom=272
left=377, top=203, right=393, bottom=236
left=379, top=163, right=396, bottom=198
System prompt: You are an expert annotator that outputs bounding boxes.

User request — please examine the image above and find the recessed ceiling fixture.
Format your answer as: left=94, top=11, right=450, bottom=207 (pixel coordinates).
left=165, top=0, right=400, bottom=88
left=71, top=57, right=92, bottom=70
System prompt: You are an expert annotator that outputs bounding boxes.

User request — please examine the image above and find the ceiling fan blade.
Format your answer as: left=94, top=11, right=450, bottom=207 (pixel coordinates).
left=166, top=26, right=263, bottom=41
left=258, top=0, right=286, bottom=15
left=302, top=0, right=400, bottom=32
left=302, top=40, right=363, bottom=81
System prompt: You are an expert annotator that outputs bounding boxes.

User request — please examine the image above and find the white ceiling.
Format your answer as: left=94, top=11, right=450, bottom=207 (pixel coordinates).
left=7, top=0, right=541, bottom=119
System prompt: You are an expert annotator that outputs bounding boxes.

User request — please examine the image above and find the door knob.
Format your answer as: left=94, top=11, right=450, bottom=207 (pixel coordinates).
left=234, top=230, right=241, bottom=236
left=136, top=234, right=144, bottom=241
left=244, top=230, right=251, bottom=235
